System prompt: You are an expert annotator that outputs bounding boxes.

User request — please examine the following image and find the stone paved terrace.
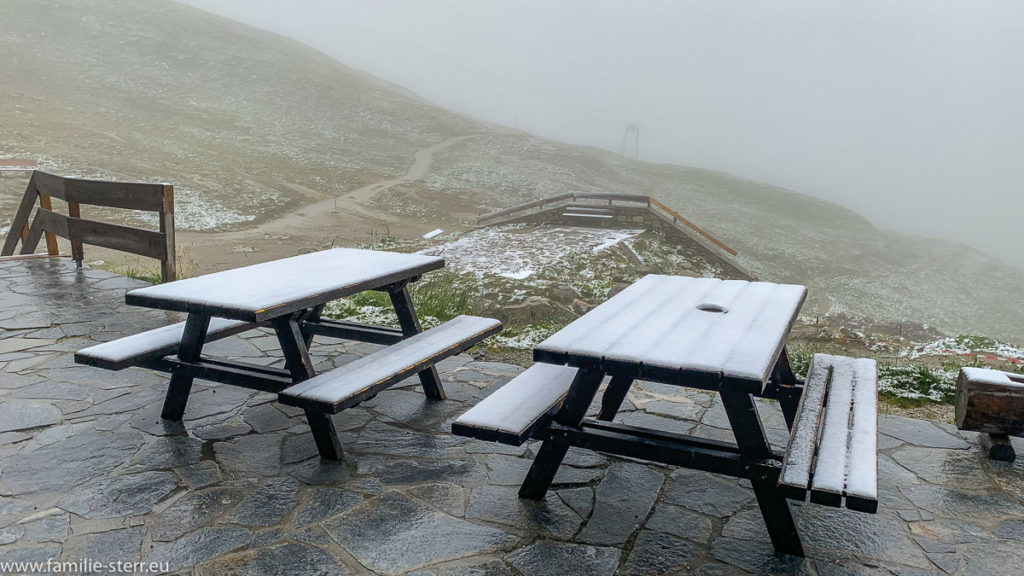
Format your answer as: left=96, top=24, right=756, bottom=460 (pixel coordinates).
left=0, top=257, right=1023, bottom=576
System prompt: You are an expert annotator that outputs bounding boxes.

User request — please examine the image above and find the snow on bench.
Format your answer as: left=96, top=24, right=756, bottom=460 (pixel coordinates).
left=562, top=212, right=614, bottom=219
left=279, top=315, right=502, bottom=413
left=452, top=363, right=579, bottom=445
left=780, top=353, right=878, bottom=513
left=956, top=367, right=1024, bottom=461
left=74, top=317, right=251, bottom=370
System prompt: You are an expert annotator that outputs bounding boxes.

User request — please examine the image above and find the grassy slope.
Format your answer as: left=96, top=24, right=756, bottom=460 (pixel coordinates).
left=1, top=0, right=1021, bottom=343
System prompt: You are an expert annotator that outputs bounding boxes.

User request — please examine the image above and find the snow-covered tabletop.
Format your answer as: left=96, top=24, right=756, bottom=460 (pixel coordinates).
left=125, top=248, right=444, bottom=322
left=535, top=275, right=807, bottom=389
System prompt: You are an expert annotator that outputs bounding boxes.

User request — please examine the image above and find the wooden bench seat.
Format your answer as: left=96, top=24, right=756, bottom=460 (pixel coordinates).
left=956, top=367, right=1024, bottom=461
left=74, top=317, right=252, bottom=370
left=779, top=353, right=879, bottom=513
left=280, top=315, right=502, bottom=413
left=562, top=212, right=614, bottom=219
left=452, top=363, right=579, bottom=445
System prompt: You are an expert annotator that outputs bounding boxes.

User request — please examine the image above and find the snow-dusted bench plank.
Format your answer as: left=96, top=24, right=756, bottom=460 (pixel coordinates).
left=74, top=318, right=251, bottom=370
left=562, top=212, right=614, bottom=219
left=279, top=315, right=502, bottom=413
left=452, top=364, right=578, bottom=445
left=780, top=354, right=878, bottom=512
left=125, top=248, right=444, bottom=322
left=534, top=276, right=806, bottom=392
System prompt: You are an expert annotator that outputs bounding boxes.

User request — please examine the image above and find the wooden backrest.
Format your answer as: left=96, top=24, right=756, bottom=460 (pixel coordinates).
left=1, top=171, right=176, bottom=282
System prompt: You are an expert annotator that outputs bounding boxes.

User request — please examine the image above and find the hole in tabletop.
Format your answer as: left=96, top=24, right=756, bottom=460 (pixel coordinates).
left=696, top=303, right=728, bottom=314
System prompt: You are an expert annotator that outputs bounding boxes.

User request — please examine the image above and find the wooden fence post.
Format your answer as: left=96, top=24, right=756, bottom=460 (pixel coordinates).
left=159, top=184, right=176, bottom=282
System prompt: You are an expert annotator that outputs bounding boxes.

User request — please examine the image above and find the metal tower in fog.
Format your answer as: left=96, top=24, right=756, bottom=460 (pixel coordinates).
left=620, top=124, right=640, bottom=160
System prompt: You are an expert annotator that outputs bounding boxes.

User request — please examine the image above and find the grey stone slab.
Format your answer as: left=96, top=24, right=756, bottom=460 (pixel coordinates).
left=282, top=433, right=320, bottom=465
left=577, top=462, right=664, bottom=546
left=900, top=483, right=1021, bottom=524
left=179, top=461, right=224, bottom=489
left=62, top=527, right=143, bottom=568
left=711, top=537, right=808, bottom=574
left=560, top=446, right=607, bottom=468
left=234, top=478, right=297, bottom=527
left=465, top=440, right=529, bottom=457
left=619, top=529, right=702, bottom=576
left=57, top=471, right=178, bottom=519
left=288, top=458, right=352, bottom=485
left=296, top=488, right=365, bottom=525
left=323, top=491, right=517, bottom=575
left=19, top=509, right=69, bottom=543
left=0, top=431, right=144, bottom=495
left=128, top=436, right=205, bottom=472
left=962, top=541, right=1024, bottom=576
left=662, top=468, right=752, bottom=518
left=0, top=523, right=25, bottom=545
left=645, top=504, right=714, bottom=544
left=483, top=454, right=604, bottom=487
left=193, top=419, right=252, bottom=441
left=407, top=558, right=518, bottom=576
left=405, top=483, right=468, bottom=518
left=617, top=411, right=696, bottom=436
left=641, top=398, right=704, bottom=421
left=9, top=381, right=91, bottom=401
left=0, top=399, right=61, bottom=433
left=213, top=433, right=283, bottom=477
left=466, top=485, right=582, bottom=538
left=144, top=526, right=253, bottom=572
left=367, top=390, right=469, bottom=429
left=890, top=445, right=994, bottom=488
left=797, top=506, right=931, bottom=568
left=201, top=541, right=354, bottom=576
left=994, top=518, right=1024, bottom=541
left=506, top=540, right=620, bottom=576
left=0, top=431, right=29, bottom=446
left=556, top=487, right=594, bottom=520
left=242, top=403, right=292, bottom=434
left=0, top=544, right=63, bottom=567
left=340, top=421, right=469, bottom=458
left=150, top=487, right=248, bottom=542
left=375, top=458, right=483, bottom=485
left=879, top=415, right=970, bottom=450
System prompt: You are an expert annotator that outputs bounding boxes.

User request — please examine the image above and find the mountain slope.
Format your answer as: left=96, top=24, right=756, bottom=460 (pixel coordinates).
left=1, top=0, right=1021, bottom=343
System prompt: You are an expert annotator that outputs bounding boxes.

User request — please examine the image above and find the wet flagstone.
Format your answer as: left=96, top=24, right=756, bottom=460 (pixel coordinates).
left=2, top=259, right=1024, bottom=575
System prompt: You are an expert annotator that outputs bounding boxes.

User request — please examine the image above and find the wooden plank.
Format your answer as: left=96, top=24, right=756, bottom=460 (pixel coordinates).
left=20, top=208, right=69, bottom=255
left=125, top=248, right=445, bottom=322
left=30, top=171, right=67, bottom=200
left=779, top=360, right=830, bottom=499
left=452, top=364, right=578, bottom=445
left=1, top=174, right=42, bottom=256
left=61, top=177, right=166, bottom=211
left=649, top=196, right=738, bottom=256
left=36, top=193, right=59, bottom=255
left=67, top=201, right=84, bottom=264
left=74, top=317, right=251, bottom=370
left=809, top=358, right=853, bottom=507
left=303, top=319, right=405, bottom=345
left=159, top=184, right=176, bottom=282
left=67, top=217, right=169, bottom=260
left=279, top=315, right=501, bottom=412
left=843, top=357, right=878, bottom=511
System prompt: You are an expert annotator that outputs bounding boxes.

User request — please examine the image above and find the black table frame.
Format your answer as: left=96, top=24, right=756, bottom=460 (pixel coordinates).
left=520, top=347, right=807, bottom=556
left=143, top=279, right=444, bottom=433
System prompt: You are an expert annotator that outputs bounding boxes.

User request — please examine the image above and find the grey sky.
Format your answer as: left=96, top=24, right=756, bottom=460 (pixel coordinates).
left=179, top=0, right=1024, bottom=268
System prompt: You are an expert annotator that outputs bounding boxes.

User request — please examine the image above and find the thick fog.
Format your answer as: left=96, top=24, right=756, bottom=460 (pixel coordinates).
left=179, top=0, right=1024, bottom=269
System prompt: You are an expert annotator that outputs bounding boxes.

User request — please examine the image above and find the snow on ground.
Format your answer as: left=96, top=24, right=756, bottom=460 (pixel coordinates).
left=420, top=224, right=645, bottom=280
left=906, top=335, right=1024, bottom=362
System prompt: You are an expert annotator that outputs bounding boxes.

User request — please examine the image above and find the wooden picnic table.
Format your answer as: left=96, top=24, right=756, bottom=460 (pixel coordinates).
left=85, top=248, right=445, bottom=418
left=78, top=247, right=503, bottom=460
left=524, top=275, right=811, bottom=555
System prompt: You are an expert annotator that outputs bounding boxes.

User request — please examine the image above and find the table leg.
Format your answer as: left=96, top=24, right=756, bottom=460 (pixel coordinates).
left=771, top=348, right=802, bottom=430
left=597, top=375, right=634, bottom=421
left=161, top=313, right=210, bottom=421
left=519, top=366, right=604, bottom=499
left=388, top=285, right=446, bottom=400
left=720, top=389, right=804, bottom=556
left=274, top=312, right=316, bottom=381
left=300, top=304, right=325, bottom=349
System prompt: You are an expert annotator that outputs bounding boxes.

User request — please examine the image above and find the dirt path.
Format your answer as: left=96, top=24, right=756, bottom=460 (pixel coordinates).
left=173, top=134, right=480, bottom=272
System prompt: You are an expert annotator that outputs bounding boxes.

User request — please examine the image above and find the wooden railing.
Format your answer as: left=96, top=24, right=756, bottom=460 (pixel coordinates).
left=477, top=192, right=738, bottom=256
left=1, top=171, right=177, bottom=282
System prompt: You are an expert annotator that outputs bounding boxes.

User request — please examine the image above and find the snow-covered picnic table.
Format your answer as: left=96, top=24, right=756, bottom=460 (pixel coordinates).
left=453, top=275, right=880, bottom=557
left=76, top=249, right=503, bottom=460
